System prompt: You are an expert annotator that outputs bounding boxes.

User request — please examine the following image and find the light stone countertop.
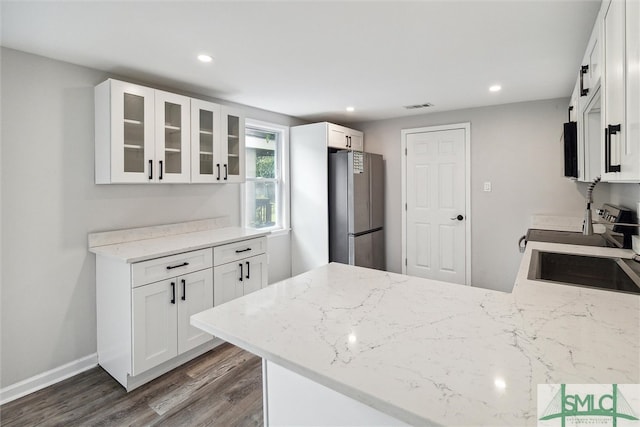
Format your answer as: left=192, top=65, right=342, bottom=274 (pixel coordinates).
left=191, top=242, right=640, bottom=426
left=88, top=226, right=269, bottom=263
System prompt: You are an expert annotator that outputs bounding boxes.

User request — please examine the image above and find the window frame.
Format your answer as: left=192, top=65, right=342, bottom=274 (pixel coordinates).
left=242, top=119, right=290, bottom=233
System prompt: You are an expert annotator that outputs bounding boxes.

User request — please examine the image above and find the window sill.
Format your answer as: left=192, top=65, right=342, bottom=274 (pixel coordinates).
left=268, top=228, right=291, bottom=238
left=245, top=226, right=290, bottom=237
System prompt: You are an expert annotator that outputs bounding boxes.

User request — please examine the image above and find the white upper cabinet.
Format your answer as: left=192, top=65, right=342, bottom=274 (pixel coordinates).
left=602, top=0, right=625, bottom=179
left=155, top=90, right=191, bottom=183
left=623, top=0, right=640, bottom=179
left=601, top=0, right=640, bottom=182
left=96, top=80, right=155, bottom=183
left=327, top=123, right=364, bottom=151
left=191, top=99, right=222, bottom=183
left=580, top=21, right=602, bottom=99
left=96, top=80, right=190, bottom=184
left=220, top=107, right=246, bottom=183
left=96, top=79, right=245, bottom=184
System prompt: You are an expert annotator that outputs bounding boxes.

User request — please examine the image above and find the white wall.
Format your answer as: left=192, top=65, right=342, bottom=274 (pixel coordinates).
left=0, top=48, right=301, bottom=388
left=355, top=99, right=616, bottom=292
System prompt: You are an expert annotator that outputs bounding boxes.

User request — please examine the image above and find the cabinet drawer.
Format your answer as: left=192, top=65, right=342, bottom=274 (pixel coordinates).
left=132, top=248, right=213, bottom=288
left=213, top=237, right=267, bottom=266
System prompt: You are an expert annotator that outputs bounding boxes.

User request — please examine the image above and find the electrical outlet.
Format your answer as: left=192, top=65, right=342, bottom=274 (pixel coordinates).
left=483, top=182, right=492, bottom=192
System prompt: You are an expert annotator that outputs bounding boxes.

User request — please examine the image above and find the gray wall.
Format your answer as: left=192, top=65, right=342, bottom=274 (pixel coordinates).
left=355, top=99, right=636, bottom=292
left=0, top=48, right=301, bottom=388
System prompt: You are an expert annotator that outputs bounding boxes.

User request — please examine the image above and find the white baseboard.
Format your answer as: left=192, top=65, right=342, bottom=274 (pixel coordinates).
left=0, top=353, right=98, bottom=406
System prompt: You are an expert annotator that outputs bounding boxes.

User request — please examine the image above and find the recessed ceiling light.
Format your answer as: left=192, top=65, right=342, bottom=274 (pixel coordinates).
left=346, top=106, right=355, bottom=112
left=489, top=85, right=502, bottom=92
left=197, top=54, right=213, bottom=63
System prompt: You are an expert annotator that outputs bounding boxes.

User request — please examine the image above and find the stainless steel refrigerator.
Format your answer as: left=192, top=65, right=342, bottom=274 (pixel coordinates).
left=329, top=151, right=385, bottom=270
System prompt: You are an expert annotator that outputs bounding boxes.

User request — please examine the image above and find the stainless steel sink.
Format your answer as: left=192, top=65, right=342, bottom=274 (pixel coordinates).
left=525, top=229, right=619, bottom=247
left=528, top=250, right=640, bottom=295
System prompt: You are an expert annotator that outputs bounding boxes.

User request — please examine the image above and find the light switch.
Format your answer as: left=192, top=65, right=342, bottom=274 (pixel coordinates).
left=483, top=182, right=492, bottom=192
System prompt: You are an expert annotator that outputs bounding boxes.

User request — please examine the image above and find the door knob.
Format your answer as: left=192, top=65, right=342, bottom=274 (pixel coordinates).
left=450, top=214, right=464, bottom=221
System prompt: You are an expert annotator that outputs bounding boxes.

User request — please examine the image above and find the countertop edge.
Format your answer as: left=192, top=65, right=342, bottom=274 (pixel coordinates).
left=190, top=315, right=431, bottom=427
left=89, top=227, right=270, bottom=263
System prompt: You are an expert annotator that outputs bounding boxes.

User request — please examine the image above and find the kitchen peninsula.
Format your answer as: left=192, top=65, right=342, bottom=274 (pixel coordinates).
left=191, top=242, right=640, bottom=426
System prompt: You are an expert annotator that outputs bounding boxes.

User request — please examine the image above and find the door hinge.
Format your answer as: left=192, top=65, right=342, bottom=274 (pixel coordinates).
left=405, top=147, right=407, bottom=155
left=405, top=258, right=408, bottom=266
left=405, top=203, right=407, bottom=211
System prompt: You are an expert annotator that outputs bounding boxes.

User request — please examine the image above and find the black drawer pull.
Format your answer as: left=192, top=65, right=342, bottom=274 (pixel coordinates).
left=166, top=262, right=189, bottom=270
left=181, top=279, right=186, bottom=301
left=239, top=263, right=243, bottom=282
left=224, top=164, right=228, bottom=180
left=235, top=248, right=252, bottom=254
left=246, top=261, right=250, bottom=279
left=149, top=160, right=153, bottom=180
left=159, top=160, right=163, bottom=180
left=170, top=282, right=176, bottom=304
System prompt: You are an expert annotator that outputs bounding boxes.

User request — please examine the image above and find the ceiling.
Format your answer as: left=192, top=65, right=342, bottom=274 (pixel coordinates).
left=1, top=1, right=601, bottom=124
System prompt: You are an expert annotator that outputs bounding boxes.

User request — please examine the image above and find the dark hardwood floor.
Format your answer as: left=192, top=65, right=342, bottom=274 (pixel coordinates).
left=0, top=343, right=263, bottom=427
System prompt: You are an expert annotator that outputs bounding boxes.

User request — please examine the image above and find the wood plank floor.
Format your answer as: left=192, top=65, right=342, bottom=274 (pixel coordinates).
left=0, top=343, right=263, bottom=426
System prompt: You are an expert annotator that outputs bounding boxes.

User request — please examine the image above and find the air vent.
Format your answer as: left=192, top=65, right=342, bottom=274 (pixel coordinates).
left=404, top=103, right=434, bottom=110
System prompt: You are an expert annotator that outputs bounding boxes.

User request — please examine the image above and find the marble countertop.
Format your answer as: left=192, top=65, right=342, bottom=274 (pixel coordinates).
left=191, top=243, right=639, bottom=426
left=89, top=226, right=269, bottom=263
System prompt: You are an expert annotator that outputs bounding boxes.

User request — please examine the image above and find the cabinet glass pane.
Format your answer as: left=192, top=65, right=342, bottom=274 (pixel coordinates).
left=164, top=102, right=182, bottom=174
left=227, top=115, right=240, bottom=176
left=123, top=93, right=145, bottom=173
left=199, top=109, right=214, bottom=175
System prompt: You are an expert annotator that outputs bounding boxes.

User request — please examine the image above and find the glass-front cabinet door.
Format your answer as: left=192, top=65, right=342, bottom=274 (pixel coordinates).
left=155, top=91, right=191, bottom=183
left=221, top=107, right=245, bottom=183
left=191, top=99, right=221, bottom=183
left=104, top=80, right=155, bottom=183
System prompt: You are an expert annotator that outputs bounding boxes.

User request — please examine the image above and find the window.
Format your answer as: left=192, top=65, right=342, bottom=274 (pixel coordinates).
left=244, top=120, right=289, bottom=231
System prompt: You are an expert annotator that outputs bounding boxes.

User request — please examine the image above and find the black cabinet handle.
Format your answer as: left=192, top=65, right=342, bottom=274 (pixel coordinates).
left=580, top=65, right=589, bottom=97
left=239, top=263, right=243, bottom=282
left=216, top=164, right=221, bottom=180
left=235, top=248, right=252, bottom=254
left=166, top=262, right=189, bottom=270
left=159, top=160, right=163, bottom=180
left=606, top=124, right=622, bottom=172
left=149, top=160, right=153, bottom=180
left=170, top=282, right=176, bottom=304
left=224, top=164, right=228, bottom=180
left=181, top=279, right=186, bottom=301
left=246, top=261, right=250, bottom=279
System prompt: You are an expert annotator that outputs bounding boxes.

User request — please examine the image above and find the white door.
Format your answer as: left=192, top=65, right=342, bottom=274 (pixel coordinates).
left=213, top=262, right=244, bottom=306
left=132, top=280, right=178, bottom=375
left=110, top=80, right=155, bottom=183
left=155, top=90, right=191, bottom=183
left=243, top=254, right=268, bottom=296
left=328, top=124, right=350, bottom=149
left=191, top=99, right=222, bottom=183
left=177, top=269, right=214, bottom=354
left=220, top=107, right=245, bottom=183
left=404, top=126, right=468, bottom=285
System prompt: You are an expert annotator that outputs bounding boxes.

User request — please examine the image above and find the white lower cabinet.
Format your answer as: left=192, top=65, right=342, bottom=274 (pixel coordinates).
left=96, top=237, right=268, bottom=391
left=213, top=237, right=268, bottom=306
left=214, top=254, right=268, bottom=305
left=132, top=269, right=213, bottom=375
left=96, top=247, right=216, bottom=391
